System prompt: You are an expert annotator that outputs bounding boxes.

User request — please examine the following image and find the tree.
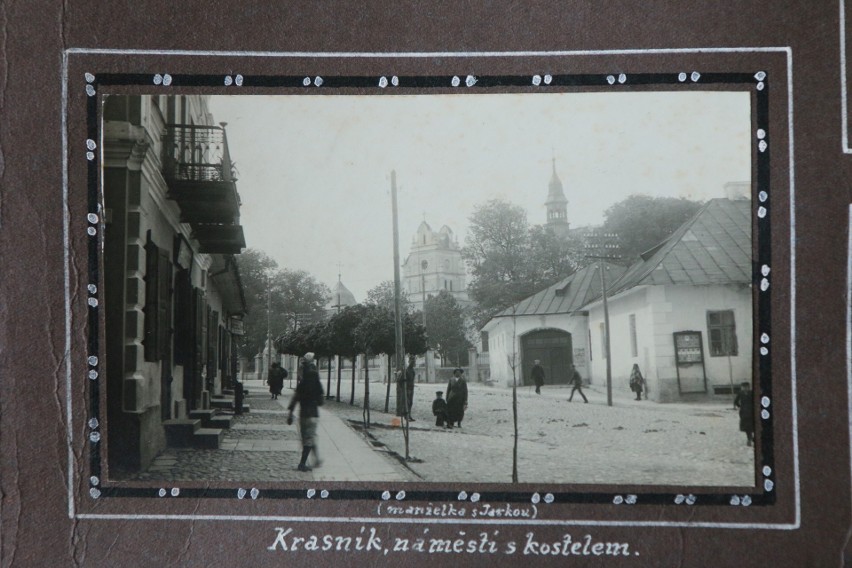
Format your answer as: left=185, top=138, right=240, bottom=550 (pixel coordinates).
left=235, top=248, right=331, bottom=359
left=365, top=280, right=412, bottom=313
left=326, top=305, right=366, bottom=405
left=602, top=195, right=704, bottom=263
left=462, top=199, right=582, bottom=329
left=423, top=290, right=470, bottom=366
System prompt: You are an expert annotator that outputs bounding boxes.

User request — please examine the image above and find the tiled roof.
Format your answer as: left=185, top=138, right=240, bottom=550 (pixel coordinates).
left=490, top=262, right=627, bottom=319
left=606, top=198, right=752, bottom=297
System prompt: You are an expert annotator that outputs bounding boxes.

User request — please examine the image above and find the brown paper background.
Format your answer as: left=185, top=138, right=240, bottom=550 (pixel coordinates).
left=1, top=1, right=849, bottom=566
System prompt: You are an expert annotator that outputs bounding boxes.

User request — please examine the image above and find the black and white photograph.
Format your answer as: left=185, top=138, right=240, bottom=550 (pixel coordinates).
left=102, top=88, right=756, bottom=487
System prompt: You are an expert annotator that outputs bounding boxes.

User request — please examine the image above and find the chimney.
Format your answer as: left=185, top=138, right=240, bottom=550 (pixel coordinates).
left=724, top=181, right=750, bottom=201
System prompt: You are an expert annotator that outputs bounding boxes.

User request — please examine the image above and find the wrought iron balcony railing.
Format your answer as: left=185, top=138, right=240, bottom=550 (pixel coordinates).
left=163, top=123, right=238, bottom=183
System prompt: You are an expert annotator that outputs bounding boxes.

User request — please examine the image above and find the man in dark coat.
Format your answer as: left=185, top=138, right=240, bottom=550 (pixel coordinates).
left=445, top=368, right=468, bottom=429
left=567, top=364, right=588, bottom=403
left=733, top=381, right=755, bottom=446
left=268, top=362, right=287, bottom=400
left=531, top=359, right=545, bottom=394
left=404, top=355, right=417, bottom=421
left=287, top=362, right=325, bottom=471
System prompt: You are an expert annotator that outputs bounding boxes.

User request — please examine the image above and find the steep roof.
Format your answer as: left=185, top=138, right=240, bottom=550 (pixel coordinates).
left=606, top=198, right=752, bottom=297
left=488, top=262, right=626, bottom=321
left=545, top=158, right=568, bottom=205
left=327, top=280, right=357, bottom=309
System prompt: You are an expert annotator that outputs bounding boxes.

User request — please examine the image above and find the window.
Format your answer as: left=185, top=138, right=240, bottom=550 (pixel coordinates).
left=481, top=331, right=489, bottom=353
left=629, top=314, right=638, bottom=357
left=707, top=310, right=738, bottom=357
left=599, top=323, right=607, bottom=359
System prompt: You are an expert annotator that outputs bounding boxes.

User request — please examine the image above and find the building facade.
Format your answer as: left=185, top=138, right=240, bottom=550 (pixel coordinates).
left=482, top=196, right=753, bottom=402
left=103, top=94, right=247, bottom=471
left=401, top=221, right=469, bottom=311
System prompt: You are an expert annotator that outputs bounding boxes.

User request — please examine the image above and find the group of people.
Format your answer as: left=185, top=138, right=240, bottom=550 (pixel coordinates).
left=400, top=356, right=468, bottom=429
left=272, top=352, right=757, bottom=474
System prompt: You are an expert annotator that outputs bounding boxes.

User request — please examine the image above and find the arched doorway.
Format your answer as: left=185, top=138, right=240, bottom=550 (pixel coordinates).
left=521, top=329, right=573, bottom=386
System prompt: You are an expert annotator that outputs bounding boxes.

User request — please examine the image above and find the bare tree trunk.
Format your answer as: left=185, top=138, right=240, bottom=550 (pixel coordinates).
left=350, top=356, right=356, bottom=405
left=335, top=354, right=342, bottom=402
left=384, top=357, right=392, bottom=413
left=363, top=357, right=371, bottom=428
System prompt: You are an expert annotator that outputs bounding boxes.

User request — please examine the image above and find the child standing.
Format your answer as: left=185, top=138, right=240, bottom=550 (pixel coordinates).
left=432, top=391, right=448, bottom=427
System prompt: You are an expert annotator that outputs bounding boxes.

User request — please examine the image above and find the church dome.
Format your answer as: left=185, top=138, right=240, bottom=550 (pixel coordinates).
left=327, top=280, right=357, bottom=309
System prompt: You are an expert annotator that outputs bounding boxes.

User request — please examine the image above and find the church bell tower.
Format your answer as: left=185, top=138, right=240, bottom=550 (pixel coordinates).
left=545, top=158, right=569, bottom=236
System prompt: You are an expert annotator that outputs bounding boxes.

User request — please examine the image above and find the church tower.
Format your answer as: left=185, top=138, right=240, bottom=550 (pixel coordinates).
left=545, top=158, right=570, bottom=236
left=401, top=221, right=469, bottom=312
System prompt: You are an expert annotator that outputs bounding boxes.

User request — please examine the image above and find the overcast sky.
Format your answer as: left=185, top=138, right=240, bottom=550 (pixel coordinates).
left=208, top=91, right=751, bottom=300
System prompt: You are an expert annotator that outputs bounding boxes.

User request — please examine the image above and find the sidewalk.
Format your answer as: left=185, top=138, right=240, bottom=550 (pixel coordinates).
left=119, top=381, right=412, bottom=483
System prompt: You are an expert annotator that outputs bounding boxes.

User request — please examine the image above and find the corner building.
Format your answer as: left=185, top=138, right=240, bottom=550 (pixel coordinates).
left=102, top=95, right=247, bottom=471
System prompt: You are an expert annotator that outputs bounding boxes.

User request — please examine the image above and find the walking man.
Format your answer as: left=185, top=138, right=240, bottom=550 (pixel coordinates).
left=567, top=364, right=588, bottom=403
left=287, top=358, right=325, bottom=472
left=531, top=359, right=545, bottom=395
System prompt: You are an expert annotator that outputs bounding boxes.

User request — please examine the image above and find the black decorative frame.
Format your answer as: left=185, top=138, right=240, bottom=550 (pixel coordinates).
left=82, top=69, right=774, bottom=509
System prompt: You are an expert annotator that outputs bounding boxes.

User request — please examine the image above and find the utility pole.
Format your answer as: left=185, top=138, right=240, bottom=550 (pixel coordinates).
left=266, top=271, right=272, bottom=383
left=391, top=170, right=410, bottom=460
left=584, top=231, right=620, bottom=407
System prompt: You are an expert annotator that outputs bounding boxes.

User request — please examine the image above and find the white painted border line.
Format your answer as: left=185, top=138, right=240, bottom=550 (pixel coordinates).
left=67, top=47, right=790, bottom=57
left=843, top=0, right=850, bottom=151
left=848, top=205, right=852, bottom=519
left=63, top=47, right=799, bottom=530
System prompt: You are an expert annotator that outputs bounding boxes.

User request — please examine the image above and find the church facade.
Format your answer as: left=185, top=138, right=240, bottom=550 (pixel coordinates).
left=401, top=221, right=469, bottom=311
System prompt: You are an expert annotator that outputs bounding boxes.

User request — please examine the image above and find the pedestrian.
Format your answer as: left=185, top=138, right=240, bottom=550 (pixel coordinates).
left=445, top=368, right=468, bottom=429
left=567, top=364, right=588, bottom=403
left=405, top=355, right=417, bottom=421
left=628, top=364, right=645, bottom=401
left=287, top=358, right=325, bottom=472
left=432, top=390, right=448, bottom=427
left=531, top=359, right=545, bottom=395
left=268, top=362, right=287, bottom=400
left=733, top=381, right=755, bottom=447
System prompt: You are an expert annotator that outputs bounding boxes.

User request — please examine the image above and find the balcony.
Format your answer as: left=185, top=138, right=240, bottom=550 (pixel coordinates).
left=162, top=124, right=246, bottom=254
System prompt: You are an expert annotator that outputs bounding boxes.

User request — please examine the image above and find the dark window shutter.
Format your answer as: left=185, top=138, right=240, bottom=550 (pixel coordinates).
left=143, top=238, right=159, bottom=362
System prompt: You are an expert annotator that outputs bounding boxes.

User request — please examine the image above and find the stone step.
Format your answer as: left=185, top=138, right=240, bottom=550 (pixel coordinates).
left=163, top=419, right=202, bottom=447
left=222, top=389, right=235, bottom=396
left=241, top=404, right=250, bottom=414
left=210, top=397, right=235, bottom=410
left=193, top=428, right=224, bottom=449
left=188, top=409, right=232, bottom=429
left=210, top=415, right=232, bottom=429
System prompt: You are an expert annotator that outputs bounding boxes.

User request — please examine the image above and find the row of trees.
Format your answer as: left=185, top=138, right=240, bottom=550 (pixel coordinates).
left=276, top=302, right=428, bottom=417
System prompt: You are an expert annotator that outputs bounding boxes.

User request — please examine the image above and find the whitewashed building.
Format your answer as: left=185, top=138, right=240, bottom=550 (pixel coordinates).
left=585, top=197, right=752, bottom=401
left=480, top=262, right=625, bottom=388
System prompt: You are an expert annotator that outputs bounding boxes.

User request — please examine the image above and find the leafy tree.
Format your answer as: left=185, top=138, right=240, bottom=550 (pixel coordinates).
left=462, top=199, right=582, bottom=329
left=365, top=280, right=412, bottom=313
left=327, top=305, right=367, bottom=404
left=423, top=290, right=470, bottom=366
left=235, top=249, right=331, bottom=359
left=601, top=195, right=703, bottom=262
